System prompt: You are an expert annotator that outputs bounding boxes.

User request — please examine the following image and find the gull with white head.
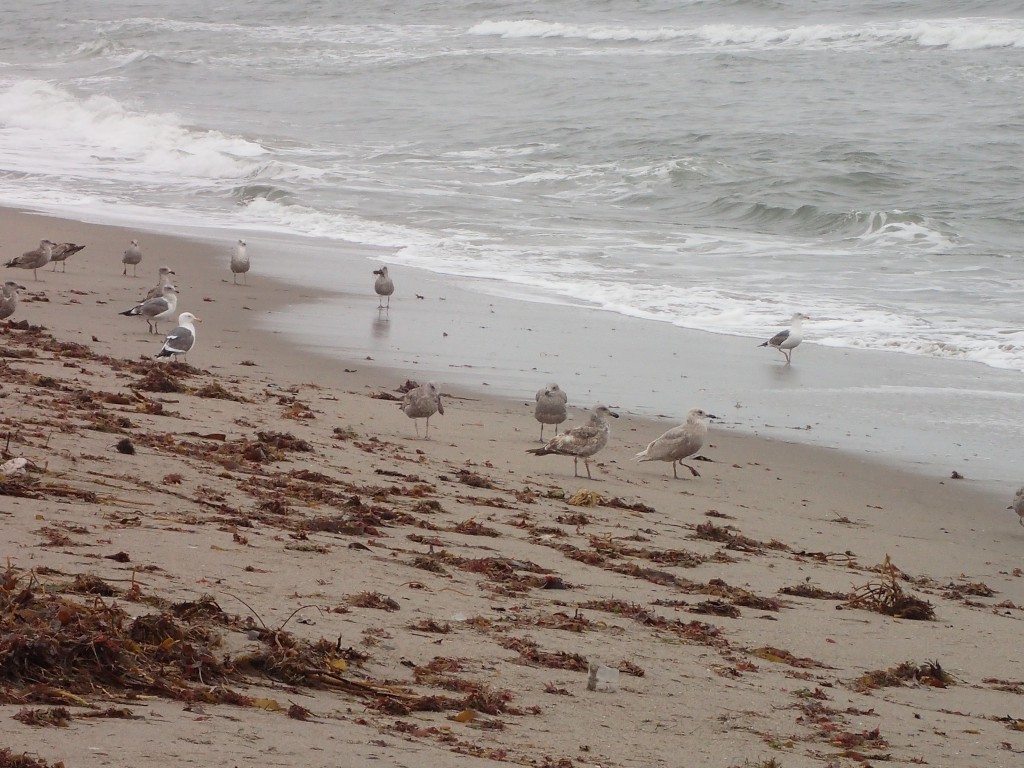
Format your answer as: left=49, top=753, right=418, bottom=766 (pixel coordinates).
left=155, top=312, right=201, bottom=362
left=759, top=313, right=810, bottom=365
left=119, top=284, right=179, bottom=334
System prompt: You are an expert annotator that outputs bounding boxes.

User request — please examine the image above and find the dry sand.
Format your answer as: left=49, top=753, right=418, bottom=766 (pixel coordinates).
left=2, top=206, right=1023, bottom=768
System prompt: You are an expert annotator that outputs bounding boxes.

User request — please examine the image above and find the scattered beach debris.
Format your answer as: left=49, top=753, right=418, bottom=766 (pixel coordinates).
left=846, top=555, right=935, bottom=620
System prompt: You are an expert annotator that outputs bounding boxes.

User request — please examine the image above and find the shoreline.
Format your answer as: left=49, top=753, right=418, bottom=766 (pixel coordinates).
left=3, top=204, right=1024, bottom=768
left=0, top=203, right=1013, bottom=545
left=6, top=202, right=1022, bottom=493
left=253, top=237, right=1024, bottom=493
left=3, top=204, right=1016, bottom=500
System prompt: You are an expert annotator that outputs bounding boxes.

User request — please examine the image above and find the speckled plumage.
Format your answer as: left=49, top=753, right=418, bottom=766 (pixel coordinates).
left=230, top=240, right=250, bottom=284
left=146, top=266, right=176, bottom=300
left=5, top=240, right=55, bottom=281
left=534, top=383, right=568, bottom=441
left=400, top=381, right=444, bottom=438
left=527, top=404, right=618, bottom=480
left=122, top=239, right=142, bottom=277
left=0, top=281, right=28, bottom=321
left=635, top=408, right=716, bottom=479
left=373, top=266, right=394, bottom=308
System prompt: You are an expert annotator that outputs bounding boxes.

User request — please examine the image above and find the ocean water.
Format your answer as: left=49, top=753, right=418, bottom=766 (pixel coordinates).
left=2, top=1, right=1023, bottom=486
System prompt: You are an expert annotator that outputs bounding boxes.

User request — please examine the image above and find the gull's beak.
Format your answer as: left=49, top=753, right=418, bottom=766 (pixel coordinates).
left=195, top=317, right=203, bottom=324
left=707, top=413, right=720, bottom=420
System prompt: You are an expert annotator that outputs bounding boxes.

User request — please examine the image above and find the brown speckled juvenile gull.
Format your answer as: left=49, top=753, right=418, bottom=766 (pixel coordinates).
left=122, top=239, right=142, bottom=277
left=400, top=381, right=443, bottom=438
left=145, top=266, right=176, bottom=300
left=759, top=312, right=809, bottom=365
left=534, top=383, right=568, bottom=442
left=0, top=281, right=28, bottom=321
left=119, top=284, right=178, bottom=334
left=373, top=266, right=394, bottom=308
left=527, top=404, right=618, bottom=480
left=49, top=242, right=85, bottom=272
left=5, top=239, right=55, bottom=281
left=230, top=239, right=250, bottom=285
left=634, top=408, right=717, bottom=479
left=1011, top=487, right=1024, bottom=528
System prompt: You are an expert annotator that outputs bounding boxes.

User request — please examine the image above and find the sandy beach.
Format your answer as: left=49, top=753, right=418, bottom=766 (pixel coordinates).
left=2, top=206, right=1024, bottom=768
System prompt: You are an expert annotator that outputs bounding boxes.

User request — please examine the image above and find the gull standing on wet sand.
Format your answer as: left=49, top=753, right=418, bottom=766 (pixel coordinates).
left=145, top=266, right=177, bottom=300
left=0, top=281, right=28, bottom=321
left=534, top=383, right=568, bottom=441
left=49, top=242, right=85, bottom=272
left=122, top=239, right=142, bottom=277
left=400, top=381, right=444, bottom=438
left=230, top=239, right=250, bottom=284
left=760, top=312, right=810, bottom=365
left=527, top=404, right=618, bottom=480
left=119, top=284, right=178, bottom=334
left=5, top=240, right=55, bottom=281
left=155, top=312, right=200, bottom=361
left=1010, top=487, right=1024, bottom=528
left=373, top=266, right=394, bottom=308
left=634, top=408, right=717, bottom=479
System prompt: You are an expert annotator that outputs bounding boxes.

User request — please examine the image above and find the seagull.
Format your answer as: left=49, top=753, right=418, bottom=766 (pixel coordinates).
left=759, top=313, right=810, bottom=365
left=527, top=404, right=618, bottom=480
left=5, top=240, right=55, bottom=281
left=634, top=408, right=717, bottom=479
left=122, top=239, right=142, bottom=277
left=0, top=281, right=28, bottom=321
left=400, top=381, right=444, bottom=438
left=1010, top=487, right=1024, bottom=528
left=145, top=266, right=177, bottom=300
left=49, top=243, right=86, bottom=272
left=155, top=312, right=201, bottom=361
left=230, top=239, right=250, bottom=285
left=373, top=266, right=394, bottom=308
left=119, top=284, right=179, bottom=334
left=534, top=383, right=568, bottom=442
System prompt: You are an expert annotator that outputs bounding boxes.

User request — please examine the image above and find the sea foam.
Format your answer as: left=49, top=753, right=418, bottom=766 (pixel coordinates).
left=0, top=80, right=265, bottom=182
